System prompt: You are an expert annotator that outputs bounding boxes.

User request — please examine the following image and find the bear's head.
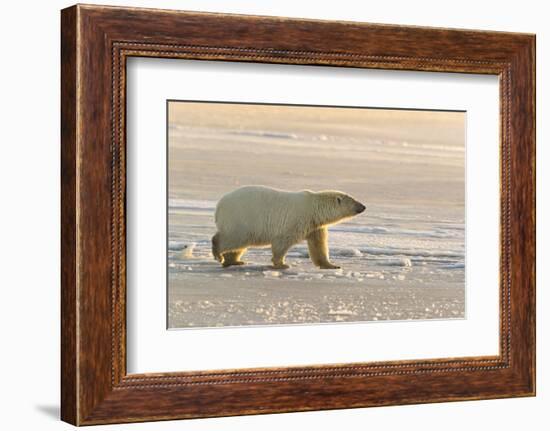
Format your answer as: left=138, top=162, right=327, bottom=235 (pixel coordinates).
left=313, top=190, right=366, bottom=226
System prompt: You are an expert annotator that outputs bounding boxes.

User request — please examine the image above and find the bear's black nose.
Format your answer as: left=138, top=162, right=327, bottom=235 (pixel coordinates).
left=355, top=203, right=366, bottom=214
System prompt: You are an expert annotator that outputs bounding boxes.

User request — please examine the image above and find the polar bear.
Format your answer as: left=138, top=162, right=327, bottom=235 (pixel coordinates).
left=211, top=186, right=365, bottom=269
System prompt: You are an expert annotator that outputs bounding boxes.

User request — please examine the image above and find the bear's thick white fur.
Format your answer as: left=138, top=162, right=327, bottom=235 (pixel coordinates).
left=212, top=185, right=365, bottom=269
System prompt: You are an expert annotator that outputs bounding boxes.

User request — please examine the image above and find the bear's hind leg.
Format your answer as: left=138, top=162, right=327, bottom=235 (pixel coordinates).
left=211, top=232, right=222, bottom=262
left=222, top=249, right=247, bottom=267
left=307, top=227, right=340, bottom=269
left=215, top=234, right=247, bottom=266
left=271, top=238, right=293, bottom=269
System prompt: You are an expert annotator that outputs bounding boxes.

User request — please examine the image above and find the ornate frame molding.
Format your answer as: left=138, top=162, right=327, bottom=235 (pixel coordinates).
left=61, top=5, right=535, bottom=425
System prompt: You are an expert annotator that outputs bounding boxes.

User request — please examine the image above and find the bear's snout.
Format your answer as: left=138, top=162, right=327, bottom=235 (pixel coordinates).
left=355, top=202, right=366, bottom=214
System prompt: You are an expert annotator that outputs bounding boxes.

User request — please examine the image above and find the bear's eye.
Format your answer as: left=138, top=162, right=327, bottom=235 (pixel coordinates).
left=337, top=197, right=342, bottom=205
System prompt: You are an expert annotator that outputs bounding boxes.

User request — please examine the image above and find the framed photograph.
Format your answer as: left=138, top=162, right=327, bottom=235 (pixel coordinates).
left=61, top=4, right=536, bottom=425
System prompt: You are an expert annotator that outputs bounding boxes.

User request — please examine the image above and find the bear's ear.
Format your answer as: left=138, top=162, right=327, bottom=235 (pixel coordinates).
left=336, top=196, right=342, bottom=205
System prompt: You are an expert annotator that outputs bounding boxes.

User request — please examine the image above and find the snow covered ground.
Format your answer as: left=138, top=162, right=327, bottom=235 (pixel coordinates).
left=167, top=102, right=465, bottom=328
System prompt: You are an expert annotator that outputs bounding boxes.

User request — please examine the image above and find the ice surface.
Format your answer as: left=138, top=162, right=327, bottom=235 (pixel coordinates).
left=166, top=104, right=465, bottom=328
left=167, top=198, right=465, bottom=328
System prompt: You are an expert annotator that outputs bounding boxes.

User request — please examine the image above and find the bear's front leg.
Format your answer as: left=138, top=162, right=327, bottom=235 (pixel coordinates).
left=307, top=227, right=341, bottom=269
left=271, top=238, right=293, bottom=269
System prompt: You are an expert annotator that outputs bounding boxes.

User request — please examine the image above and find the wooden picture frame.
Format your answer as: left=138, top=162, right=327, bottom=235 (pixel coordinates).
left=61, top=4, right=535, bottom=425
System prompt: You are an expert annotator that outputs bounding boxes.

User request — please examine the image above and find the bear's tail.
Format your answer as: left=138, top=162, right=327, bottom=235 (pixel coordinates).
left=211, top=232, right=222, bottom=262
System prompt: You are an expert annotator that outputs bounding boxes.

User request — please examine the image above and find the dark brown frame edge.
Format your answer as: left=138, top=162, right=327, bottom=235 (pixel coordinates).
left=61, top=4, right=535, bottom=426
